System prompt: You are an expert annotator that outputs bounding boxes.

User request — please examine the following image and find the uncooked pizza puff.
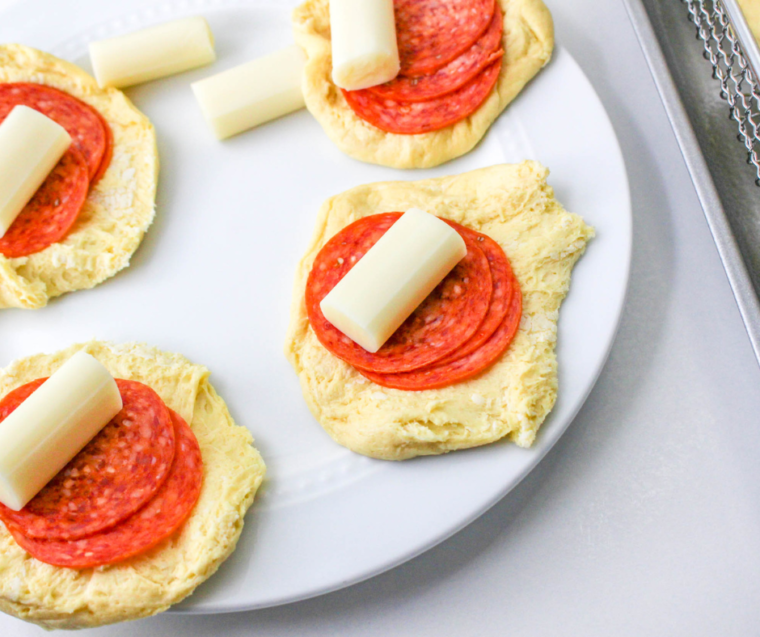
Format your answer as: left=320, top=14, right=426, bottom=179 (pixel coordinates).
left=0, top=341, right=266, bottom=630
left=292, top=0, right=554, bottom=168
left=285, top=162, right=594, bottom=460
left=0, top=44, right=158, bottom=310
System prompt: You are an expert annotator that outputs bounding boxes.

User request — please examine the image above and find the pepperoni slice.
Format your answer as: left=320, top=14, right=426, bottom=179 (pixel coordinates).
left=0, top=379, right=175, bottom=541
left=9, top=410, right=202, bottom=569
left=360, top=270, right=522, bottom=390
left=395, top=0, right=496, bottom=77
left=0, top=83, right=110, bottom=182
left=306, top=213, right=492, bottom=374
left=0, top=146, right=89, bottom=258
left=90, top=106, right=113, bottom=185
left=367, top=5, right=503, bottom=102
left=343, top=59, right=502, bottom=135
left=434, top=223, right=514, bottom=365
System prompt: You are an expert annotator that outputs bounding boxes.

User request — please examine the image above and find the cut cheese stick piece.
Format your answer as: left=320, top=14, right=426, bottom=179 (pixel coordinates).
left=330, top=0, right=400, bottom=90
left=191, top=45, right=306, bottom=140
left=0, top=351, right=123, bottom=511
left=89, top=16, right=216, bottom=88
left=0, top=105, right=71, bottom=239
left=321, top=209, right=467, bottom=353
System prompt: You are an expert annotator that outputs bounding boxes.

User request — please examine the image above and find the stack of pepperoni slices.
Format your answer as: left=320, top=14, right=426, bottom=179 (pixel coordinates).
left=343, top=0, right=504, bottom=135
left=306, top=212, right=522, bottom=391
left=0, top=83, right=113, bottom=258
left=0, top=379, right=202, bottom=569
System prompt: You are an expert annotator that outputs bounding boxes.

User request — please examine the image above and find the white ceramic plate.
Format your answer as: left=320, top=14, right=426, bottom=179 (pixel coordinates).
left=0, top=0, right=631, bottom=613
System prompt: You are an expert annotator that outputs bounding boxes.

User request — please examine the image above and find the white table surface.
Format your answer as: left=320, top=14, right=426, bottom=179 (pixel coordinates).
left=1, top=0, right=760, bottom=635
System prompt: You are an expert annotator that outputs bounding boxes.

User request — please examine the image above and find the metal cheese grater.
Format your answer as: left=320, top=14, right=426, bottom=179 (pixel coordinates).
left=683, top=0, right=760, bottom=184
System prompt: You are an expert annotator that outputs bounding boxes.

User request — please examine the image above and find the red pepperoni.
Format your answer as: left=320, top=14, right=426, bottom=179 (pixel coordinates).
left=9, top=410, right=202, bottom=569
left=306, top=213, right=493, bottom=374
left=90, top=105, right=113, bottom=185
left=343, top=59, right=502, bottom=135
left=367, top=5, right=503, bottom=102
left=395, top=0, right=496, bottom=77
left=360, top=269, right=522, bottom=390
left=0, top=146, right=89, bottom=258
left=0, top=378, right=46, bottom=415
left=0, top=83, right=111, bottom=182
left=0, top=379, right=175, bottom=541
left=434, top=222, right=514, bottom=364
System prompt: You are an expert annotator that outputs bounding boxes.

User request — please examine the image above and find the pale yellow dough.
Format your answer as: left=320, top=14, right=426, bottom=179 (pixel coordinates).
left=292, top=0, right=554, bottom=169
left=738, top=0, right=760, bottom=43
left=0, top=44, right=158, bottom=310
left=0, top=341, right=266, bottom=630
left=285, top=162, right=594, bottom=460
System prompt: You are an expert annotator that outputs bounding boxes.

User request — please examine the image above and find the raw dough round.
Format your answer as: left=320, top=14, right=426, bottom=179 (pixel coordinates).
left=292, top=0, right=554, bottom=168
left=0, top=44, right=159, bottom=310
left=285, top=162, right=594, bottom=460
left=0, top=341, right=266, bottom=629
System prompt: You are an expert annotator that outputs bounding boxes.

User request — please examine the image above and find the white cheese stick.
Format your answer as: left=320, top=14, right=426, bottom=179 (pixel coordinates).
left=89, top=16, right=216, bottom=88
left=321, top=209, right=467, bottom=353
left=330, top=0, right=400, bottom=90
left=0, top=352, right=123, bottom=511
left=191, top=45, right=306, bottom=140
left=0, top=105, right=71, bottom=239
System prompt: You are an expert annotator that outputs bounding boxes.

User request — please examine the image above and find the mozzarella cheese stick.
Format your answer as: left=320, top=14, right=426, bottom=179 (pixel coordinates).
left=192, top=45, right=306, bottom=140
left=0, top=106, right=71, bottom=239
left=89, top=16, right=216, bottom=88
left=321, top=209, right=466, bottom=353
left=0, top=352, right=122, bottom=511
left=329, top=0, right=400, bottom=90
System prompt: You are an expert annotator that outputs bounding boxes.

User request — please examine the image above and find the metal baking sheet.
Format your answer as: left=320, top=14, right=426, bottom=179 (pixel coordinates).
left=623, top=0, right=760, bottom=366
left=723, top=0, right=760, bottom=83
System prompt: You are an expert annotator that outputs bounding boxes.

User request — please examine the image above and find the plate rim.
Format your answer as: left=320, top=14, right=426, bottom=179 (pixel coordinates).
left=0, top=0, right=632, bottom=615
